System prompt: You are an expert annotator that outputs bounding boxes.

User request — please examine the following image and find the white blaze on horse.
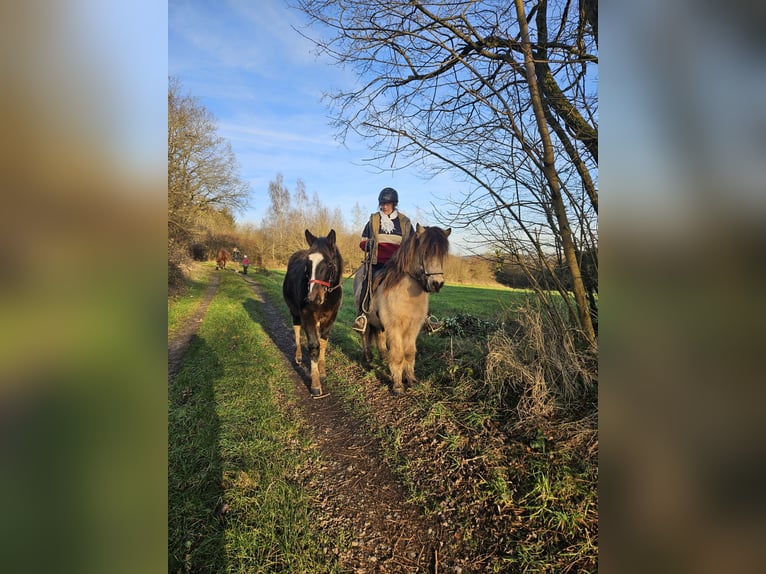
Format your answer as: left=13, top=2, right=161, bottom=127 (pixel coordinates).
left=283, top=229, right=344, bottom=397
left=353, top=223, right=451, bottom=395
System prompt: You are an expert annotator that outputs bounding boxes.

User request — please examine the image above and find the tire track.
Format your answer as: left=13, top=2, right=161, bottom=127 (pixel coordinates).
left=168, top=270, right=221, bottom=384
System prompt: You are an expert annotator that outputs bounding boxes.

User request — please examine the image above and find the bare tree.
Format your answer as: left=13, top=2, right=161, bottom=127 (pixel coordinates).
left=261, top=174, right=351, bottom=268
left=168, top=77, right=250, bottom=265
left=291, top=0, right=597, bottom=347
left=263, top=173, right=292, bottom=263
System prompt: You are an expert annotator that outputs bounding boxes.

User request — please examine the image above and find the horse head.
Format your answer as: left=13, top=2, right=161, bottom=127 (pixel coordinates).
left=415, top=224, right=451, bottom=292
left=304, top=229, right=341, bottom=305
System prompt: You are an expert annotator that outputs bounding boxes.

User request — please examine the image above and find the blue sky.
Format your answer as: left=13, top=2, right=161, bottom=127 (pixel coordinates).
left=169, top=0, right=469, bottom=248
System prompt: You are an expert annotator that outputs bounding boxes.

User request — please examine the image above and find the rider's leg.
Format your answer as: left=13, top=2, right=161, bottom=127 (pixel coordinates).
left=352, top=272, right=369, bottom=332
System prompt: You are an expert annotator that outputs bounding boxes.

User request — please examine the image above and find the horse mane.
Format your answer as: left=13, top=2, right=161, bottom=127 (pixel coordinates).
left=381, top=226, right=449, bottom=291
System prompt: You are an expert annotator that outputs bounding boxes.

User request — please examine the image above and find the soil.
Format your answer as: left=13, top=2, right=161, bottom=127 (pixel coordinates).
left=169, top=269, right=447, bottom=573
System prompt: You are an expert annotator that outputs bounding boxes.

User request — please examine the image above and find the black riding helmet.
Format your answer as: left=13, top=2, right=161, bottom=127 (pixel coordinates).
left=378, top=187, right=399, bottom=206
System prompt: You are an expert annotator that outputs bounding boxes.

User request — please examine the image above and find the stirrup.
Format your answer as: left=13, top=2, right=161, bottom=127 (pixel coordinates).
left=425, top=315, right=443, bottom=334
left=352, top=314, right=367, bottom=333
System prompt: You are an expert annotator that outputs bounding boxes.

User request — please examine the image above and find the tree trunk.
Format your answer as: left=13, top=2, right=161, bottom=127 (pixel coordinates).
left=513, top=0, right=597, bottom=348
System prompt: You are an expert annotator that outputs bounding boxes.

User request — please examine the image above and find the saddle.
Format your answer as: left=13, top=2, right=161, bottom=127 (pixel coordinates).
left=369, top=266, right=386, bottom=291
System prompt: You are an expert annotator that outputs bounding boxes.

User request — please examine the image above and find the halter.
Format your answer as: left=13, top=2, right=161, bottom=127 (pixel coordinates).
left=416, top=266, right=444, bottom=289
left=309, top=278, right=342, bottom=294
left=308, top=252, right=343, bottom=294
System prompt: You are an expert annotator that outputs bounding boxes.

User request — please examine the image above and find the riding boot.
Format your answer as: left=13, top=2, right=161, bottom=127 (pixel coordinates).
left=352, top=273, right=369, bottom=332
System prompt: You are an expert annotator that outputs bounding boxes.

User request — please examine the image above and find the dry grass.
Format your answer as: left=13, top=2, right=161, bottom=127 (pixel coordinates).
left=485, top=304, right=597, bottom=447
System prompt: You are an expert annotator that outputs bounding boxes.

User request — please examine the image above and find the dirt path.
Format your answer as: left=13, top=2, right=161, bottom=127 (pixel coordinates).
left=169, top=270, right=444, bottom=573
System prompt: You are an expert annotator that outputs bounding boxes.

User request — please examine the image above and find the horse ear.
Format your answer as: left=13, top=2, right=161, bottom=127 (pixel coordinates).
left=445, top=228, right=452, bottom=237
left=327, top=229, right=336, bottom=246
left=305, top=229, right=316, bottom=246
left=416, top=223, right=424, bottom=234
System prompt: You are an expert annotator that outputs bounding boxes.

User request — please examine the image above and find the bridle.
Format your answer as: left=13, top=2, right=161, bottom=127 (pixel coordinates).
left=309, top=278, right=342, bottom=293
left=414, top=250, right=444, bottom=288
left=308, top=257, right=342, bottom=293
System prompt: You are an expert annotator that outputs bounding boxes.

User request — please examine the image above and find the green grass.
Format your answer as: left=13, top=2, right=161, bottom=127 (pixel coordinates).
left=430, top=282, right=536, bottom=320
left=168, top=263, right=213, bottom=339
left=168, top=269, right=340, bottom=573
left=509, top=456, right=598, bottom=572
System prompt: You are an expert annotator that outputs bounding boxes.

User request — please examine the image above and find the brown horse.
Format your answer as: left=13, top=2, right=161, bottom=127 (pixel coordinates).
left=215, top=249, right=229, bottom=270
left=353, top=224, right=451, bottom=395
left=283, top=229, right=344, bottom=396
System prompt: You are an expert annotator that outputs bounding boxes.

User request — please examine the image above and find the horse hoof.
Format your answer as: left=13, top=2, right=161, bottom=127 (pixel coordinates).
left=391, top=386, right=404, bottom=397
left=310, top=387, right=322, bottom=396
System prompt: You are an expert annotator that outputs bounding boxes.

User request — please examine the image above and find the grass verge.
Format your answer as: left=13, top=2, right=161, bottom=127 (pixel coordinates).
left=168, top=262, right=213, bottom=339
left=168, top=269, right=340, bottom=573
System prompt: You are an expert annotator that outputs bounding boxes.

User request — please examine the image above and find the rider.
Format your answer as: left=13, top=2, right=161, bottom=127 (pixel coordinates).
left=352, top=187, right=413, bottom=333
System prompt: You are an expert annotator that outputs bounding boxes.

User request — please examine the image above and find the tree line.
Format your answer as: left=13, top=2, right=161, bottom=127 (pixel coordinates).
left=168, top=77, right=250, bottom=289
left=167, top=80, right=496, bottom=289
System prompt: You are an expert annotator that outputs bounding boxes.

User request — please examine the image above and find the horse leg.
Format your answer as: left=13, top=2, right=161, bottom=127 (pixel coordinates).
left=318, top=335, right=327, bottom=377
left=292, top=324, right=302, bottom=365
left=306, top=324, right=322, bottom=396
left=387, top=331, right=405, bottom=396
left=308, top=344, right=322, bottom=395
left=376, top=329, right=388, bottom=361
left=402, top=334, right=418, bottom=387
left=362, top=328, right=376, bottom=364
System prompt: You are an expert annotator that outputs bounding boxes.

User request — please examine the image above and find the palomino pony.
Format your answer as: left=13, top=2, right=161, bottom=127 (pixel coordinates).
left=353, top=224, right=451, bottom=395
left=283, top=229, right=344, bottom=396
left=215, top=249, right=229, bottom=270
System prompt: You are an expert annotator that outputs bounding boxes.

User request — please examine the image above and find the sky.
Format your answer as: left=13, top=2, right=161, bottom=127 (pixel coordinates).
left=169, top=0, right=470, bottom=249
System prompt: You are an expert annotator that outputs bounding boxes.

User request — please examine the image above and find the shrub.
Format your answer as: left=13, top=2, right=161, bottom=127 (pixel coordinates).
left=484, top=305, right=597, bottom=455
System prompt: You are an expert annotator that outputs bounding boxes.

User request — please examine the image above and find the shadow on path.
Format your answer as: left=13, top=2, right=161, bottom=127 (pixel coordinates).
left=168, top=334, right=225, bottom=573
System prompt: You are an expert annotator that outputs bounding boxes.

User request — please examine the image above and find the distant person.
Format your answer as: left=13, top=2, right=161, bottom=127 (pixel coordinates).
left=352, top=187, right=413, bottom=332
left=242, top=254, right=249, bottom=275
